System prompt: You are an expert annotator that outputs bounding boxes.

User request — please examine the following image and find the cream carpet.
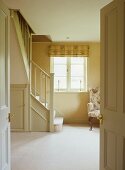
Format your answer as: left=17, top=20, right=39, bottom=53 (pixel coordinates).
left=11, top=125, right=99, bottom=170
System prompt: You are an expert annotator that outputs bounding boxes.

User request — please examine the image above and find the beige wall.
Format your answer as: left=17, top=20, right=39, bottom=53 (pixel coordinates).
left=10, top=19, right=28, bottom=84
left=10, top=19, right=29, bottom=131
left=32, top=42, right=51, bottom=74
left=88, top=43, right=100, bottom=88
left=54, top=92, right=89, bottom=124
left=32, top=42, right=100, bottom=124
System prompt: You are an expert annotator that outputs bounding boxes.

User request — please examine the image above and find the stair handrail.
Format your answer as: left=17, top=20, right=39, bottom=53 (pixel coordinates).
left=31, top=60, right=50, bottom=78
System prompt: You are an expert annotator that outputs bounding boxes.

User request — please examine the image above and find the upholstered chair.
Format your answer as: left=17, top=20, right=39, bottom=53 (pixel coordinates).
left=87, top=87, right=100, bottom=130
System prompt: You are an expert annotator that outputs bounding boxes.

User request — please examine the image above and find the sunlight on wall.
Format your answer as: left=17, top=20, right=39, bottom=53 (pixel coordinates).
left=32, top=42, right=100, bottom=124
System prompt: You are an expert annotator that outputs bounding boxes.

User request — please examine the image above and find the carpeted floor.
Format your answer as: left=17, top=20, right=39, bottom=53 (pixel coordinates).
left=11, top=125, right=99, bottom=170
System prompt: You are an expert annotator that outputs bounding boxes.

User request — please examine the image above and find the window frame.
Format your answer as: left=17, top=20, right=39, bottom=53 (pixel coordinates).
left=51, top=57, right=87, bottom=92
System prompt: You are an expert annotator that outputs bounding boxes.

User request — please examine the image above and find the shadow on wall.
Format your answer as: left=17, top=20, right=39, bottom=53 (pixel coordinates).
left=54, top=92, right=89, bottom=124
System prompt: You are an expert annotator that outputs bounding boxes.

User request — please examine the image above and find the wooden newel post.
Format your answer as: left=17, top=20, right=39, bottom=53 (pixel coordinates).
left=50, top=73, right=54, bottom=132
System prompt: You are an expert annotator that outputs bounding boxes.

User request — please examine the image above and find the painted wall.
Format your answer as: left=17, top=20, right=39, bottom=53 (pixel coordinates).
left=10, top=19, right=28, bottom=84
left=10, top=19, right=29, bottom=131
left=88, top=43, right=100, bottom=88
left=32, top=42, right=100, bottom=124
left=32, top=42, right=51, bottom=74
left=54, top=92, right=89, bottom=124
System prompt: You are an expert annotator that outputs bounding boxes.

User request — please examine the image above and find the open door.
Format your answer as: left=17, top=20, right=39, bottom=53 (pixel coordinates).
left=0, top=1, right=10, bottom=170
left=100, top=0, right=125, bottom=169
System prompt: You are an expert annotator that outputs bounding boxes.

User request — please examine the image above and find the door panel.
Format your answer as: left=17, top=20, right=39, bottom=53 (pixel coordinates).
left=11, top=89, right=24, bottom=130
left=104, top=130, right=116, bottom=169
left=10, top=85, right=28, bottom=131
left=100, top=0, right=125, bottom=170
left=0, top=1, right=10, bottom=170
left=0, top=8, right=6, bottom=107
left=123, top=139, right=125, bottom=169
left=105, top=6, right=117, bottom=111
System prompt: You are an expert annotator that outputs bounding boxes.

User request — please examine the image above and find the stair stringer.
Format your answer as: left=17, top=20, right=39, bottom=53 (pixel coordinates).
left=10, top=18, right=28, bottom=84
left=30, top=94, right=50, bottom=132
left=10, top=10, right=33, bottom=81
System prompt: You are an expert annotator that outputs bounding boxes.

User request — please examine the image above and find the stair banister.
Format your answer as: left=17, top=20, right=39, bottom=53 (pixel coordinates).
left=34, top=67, right=37, bottom=97
left=50, top=73, right=54, bottom=132
left=44, top=75, right=47, bottom=107
left=31, top=60, right=50, bottom=77
left=10, top=10, right=34, bottom=81
left=31, top=60, right=54, bottom=132
left=40, top=72, right=43, bottom=102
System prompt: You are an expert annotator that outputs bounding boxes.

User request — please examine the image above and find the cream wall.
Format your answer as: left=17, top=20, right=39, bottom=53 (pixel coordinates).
left=32, top=42, right=51, bottom=74
left=10, top=19, right=28, bottom=84
left=32, top=42, right=100, bottom=124
left=10, top=19, right=29, bottom=131
left=88, top=43, right=100, bottom=88
left=54, top=92, right=88, bottom=124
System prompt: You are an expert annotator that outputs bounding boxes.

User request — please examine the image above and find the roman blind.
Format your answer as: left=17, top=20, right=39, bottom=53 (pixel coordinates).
left=49, top=44, right=89, bottom=57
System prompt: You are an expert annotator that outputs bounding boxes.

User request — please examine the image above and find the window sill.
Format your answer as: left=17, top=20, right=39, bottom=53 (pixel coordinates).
left=54, top=91, right=88, bottom=94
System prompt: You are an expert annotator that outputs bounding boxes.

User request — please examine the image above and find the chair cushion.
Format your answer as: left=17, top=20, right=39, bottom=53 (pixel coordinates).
left=88, top=109, right=100, bottom=117
left=89, top=87, right=100, bottom=110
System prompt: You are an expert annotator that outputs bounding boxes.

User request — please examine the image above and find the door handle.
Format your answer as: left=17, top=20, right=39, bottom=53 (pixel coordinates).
left=97, top=113, right=103, bottom=124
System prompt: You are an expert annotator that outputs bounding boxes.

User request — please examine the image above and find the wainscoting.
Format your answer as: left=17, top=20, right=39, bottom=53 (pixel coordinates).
left=10, top=84, right=29, bottom=131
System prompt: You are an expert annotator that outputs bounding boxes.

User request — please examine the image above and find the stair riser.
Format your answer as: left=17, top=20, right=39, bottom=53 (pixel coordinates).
left=54, top=124, right=63, bottom=132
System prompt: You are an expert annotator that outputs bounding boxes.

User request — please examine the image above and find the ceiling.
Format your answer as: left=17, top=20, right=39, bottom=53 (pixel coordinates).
left=3, top=0, right=112, bottom=42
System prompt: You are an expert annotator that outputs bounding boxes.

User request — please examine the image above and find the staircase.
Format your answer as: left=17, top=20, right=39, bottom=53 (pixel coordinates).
left=10, top=9, right=63, bottom=132
left=30, top=61, right=63, bottom=132
left=30, top=60, right=54, bottom=132
left=10, top=9, right=34, bottom=80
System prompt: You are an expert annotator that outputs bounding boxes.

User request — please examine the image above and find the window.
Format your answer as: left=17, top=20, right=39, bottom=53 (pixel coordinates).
left=51, top=57, right=87, bottom=92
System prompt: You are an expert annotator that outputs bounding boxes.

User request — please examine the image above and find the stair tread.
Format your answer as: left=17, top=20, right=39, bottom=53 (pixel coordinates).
left=54, top=117, right=63, bottom=125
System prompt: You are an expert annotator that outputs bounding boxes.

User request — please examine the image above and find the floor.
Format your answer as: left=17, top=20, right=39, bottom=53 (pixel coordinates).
left=11, top=125, right=99, bottom=170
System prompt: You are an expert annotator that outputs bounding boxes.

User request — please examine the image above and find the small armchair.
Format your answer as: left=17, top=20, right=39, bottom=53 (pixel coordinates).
left=87, top=87, right=100, bottom=130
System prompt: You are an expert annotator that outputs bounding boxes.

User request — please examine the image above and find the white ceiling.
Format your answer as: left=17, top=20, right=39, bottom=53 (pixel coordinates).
left=3, top=0, right=112, bottom=42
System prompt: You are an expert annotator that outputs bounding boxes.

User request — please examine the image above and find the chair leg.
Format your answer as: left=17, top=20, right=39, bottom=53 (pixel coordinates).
left=88, top=117, right=94, bottom=131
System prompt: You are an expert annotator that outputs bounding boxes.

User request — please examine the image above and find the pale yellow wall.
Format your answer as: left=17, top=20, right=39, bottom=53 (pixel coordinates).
left=32, top=42, right=51, bottom=95
left=10, top=19, right=28, bottom=84
left=10, top=19, right=30, bottom=132
left=88, top=43, right=100, bottom=88
left=54, top=92, right=89, bottom=124
left=32, top=42, right=100, bottom=124
left=32, top=42, right=51, bottom=74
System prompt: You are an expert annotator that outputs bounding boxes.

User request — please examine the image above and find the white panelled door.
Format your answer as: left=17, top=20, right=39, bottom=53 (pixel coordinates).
left=0, top=1, right=10, bottom=170
left=100, top=0, right=125, bottom=170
